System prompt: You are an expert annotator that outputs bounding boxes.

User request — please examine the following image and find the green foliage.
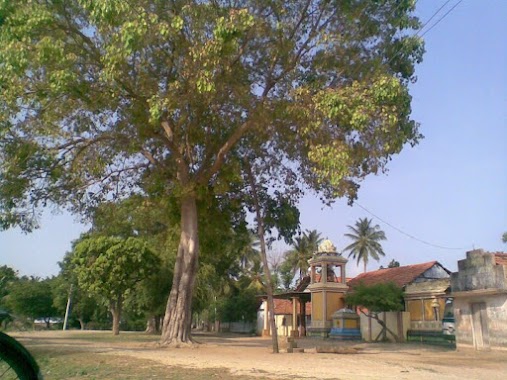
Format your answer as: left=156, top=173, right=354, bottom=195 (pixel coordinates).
left=343, top=218, right=387, bottom=272
left=278, top=260, right=295, bottom=291
left=502, top=232, right=507, bottom=244
left=55, top=250, right=107, bottom=329
left=5, top=278, right=56, bottom=322
left=0, top=265, right=18, bottom=308
left=71, top=236, right=160, bottom=306
left=346, top=282, right=404, bottom=314
left=283, top=229, right=323, bottom=280
left=218, top=287, right=259, bottom=323
left=0, top=0, right=423, bottom=228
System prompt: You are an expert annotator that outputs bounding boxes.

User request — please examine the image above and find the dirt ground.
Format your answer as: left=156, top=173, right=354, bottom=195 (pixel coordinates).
left=12, top=330, right=507, bottom=380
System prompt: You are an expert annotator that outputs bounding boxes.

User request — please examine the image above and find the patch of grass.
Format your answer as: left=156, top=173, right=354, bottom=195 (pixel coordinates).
left=39, top=331, right=161, bottom=343
left=30, top=345, right=259, bottom=380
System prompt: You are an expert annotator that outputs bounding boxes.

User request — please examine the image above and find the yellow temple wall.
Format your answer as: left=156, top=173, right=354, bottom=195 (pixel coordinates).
left=326, top=293, right=345, bottom=320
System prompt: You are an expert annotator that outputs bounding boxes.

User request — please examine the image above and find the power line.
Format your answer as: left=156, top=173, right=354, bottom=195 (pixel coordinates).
left=349, top=0, right=462, bottom=81
left=354, top=202, right=473, bottom=251
left=416, top=0, right=453, bottom=36
left=385, top=0, right=462, bottom=69
left=420, top=0, right=464, bottom=38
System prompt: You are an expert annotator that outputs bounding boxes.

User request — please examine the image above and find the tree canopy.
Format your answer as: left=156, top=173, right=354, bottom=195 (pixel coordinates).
left=0, top=0, right=424, bottom=344
left=71, top=236, right=160, bottom=335
left=0, top=265, right=18, bottom=308
left=345, top=281, right=404, bottom=341
left=5, top=278, right=57, bottom=328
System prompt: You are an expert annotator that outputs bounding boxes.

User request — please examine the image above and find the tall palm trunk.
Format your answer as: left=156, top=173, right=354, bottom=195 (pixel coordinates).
left=161, top=195, right=199, bottom=345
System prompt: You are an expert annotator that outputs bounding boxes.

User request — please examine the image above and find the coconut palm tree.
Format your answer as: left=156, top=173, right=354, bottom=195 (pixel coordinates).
left=305, top=229, right=323, bottom=253
left=284, top=229, right=323, bottom=280
left=343, top=218, right=387, bottom=273
left=238, top=231, right=260, bottom=271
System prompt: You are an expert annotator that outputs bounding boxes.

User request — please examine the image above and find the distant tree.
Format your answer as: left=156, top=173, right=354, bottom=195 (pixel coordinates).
left=71, top=236, right=160, bottom=335
left=278, top=260, right=295, bottom=291
left=344, top=218, right=387, bottom=273
left=345, top=282, right=404, bottom=342
left=388, top=259, right=400, bottom=268
left=238, top=232, right=260, bottom=271
left=305, top=230, right=323, bottom=253
left=284, top=230, right=323, bottom=280
left=502, top=232, right=507, bottom=244
left=6, top=278, right=56, bottom=328
left=218, top=287, right=259, bottom=324
left=0, top=265, right=18, bottom=308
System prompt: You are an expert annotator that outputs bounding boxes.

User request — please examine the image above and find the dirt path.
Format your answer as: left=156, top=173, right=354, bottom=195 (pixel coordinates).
left=13, top=331, right=507, bottom=380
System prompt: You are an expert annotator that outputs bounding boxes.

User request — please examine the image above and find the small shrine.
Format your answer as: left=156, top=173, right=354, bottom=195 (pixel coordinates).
left=307, top=240, right=348, bottom=337
left=329, top=308, right=361, bottom=340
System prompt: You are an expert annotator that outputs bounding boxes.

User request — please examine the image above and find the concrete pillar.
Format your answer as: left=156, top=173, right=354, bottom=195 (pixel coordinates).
left=291, top=297, right=298, bottom=337
left=262, top=300, right=270, bottom=336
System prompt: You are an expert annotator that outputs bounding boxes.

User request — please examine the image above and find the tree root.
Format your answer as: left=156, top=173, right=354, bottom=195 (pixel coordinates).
left=158, top=336, right=201, bottom=348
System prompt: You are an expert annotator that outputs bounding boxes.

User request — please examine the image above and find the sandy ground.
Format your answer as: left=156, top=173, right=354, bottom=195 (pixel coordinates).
left=14, top=331, right=507, bottom=380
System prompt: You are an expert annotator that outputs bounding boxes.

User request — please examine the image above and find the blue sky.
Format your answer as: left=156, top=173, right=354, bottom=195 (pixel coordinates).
left=1, top=0, right=506, bottom=279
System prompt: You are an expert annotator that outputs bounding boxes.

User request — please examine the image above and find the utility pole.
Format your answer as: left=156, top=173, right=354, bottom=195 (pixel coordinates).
left=62, top=284, right=73, bottom=331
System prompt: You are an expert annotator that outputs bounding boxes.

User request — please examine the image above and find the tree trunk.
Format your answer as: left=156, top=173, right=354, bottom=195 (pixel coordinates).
left=78, top=318, right=85, bottom=330
left=111, top=296, right=122, bottom=336
left=245, top=162, right=279, bottom=353
left=160, top=195, right=199, bottom=346
left=371, top=313, right=399, bottom=342
left=145, top=316, right=157, bottom=334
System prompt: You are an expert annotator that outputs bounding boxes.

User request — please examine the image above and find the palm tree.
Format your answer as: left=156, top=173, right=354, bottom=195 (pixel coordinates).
left=284, top=229, right=323, bottom=280
left=305, top=229, right=323, bottom=253
left=238, top=231, right=260, bottom=271
left=343, top=218, right=387, bottom=273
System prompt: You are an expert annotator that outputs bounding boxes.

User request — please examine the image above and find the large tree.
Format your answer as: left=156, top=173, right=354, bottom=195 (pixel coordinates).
left=0, top=1, right=424, bottom=344
left=343, top=217, right=387, bottom=272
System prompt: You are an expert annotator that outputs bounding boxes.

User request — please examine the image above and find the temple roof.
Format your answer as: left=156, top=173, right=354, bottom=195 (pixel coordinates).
left=347, top=261, right=446, bottom=289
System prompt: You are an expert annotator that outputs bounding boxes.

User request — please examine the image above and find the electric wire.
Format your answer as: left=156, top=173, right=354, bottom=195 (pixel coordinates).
left=354, top=202, right=473, bottom=251
left=385, top=0, right=463, bottom=70
left=419, top=0, right=464, bottom=38
left=416, top=0, right=453, bottom=36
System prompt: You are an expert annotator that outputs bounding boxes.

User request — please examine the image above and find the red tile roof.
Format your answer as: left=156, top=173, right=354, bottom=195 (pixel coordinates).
left=494, top=253, right=507, bottom=265
left=272, top=299, right=311, bottom=315
left=347, top=261, right=439, bottom=289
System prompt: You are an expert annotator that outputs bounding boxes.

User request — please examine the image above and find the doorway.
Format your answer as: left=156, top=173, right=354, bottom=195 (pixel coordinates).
left=471, top=302, right=490, bottom=350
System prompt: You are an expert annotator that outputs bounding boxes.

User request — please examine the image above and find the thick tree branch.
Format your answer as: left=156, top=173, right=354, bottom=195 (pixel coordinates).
left=196, top=119, right=253, bottom=185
